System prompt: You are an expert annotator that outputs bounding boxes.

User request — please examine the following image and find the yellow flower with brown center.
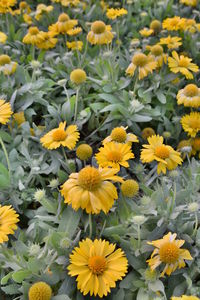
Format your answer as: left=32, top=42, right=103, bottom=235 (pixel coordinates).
left=76, top=144, right=93, bottom=160
left=121, top=179, right=139, bottom=197
left=147, top=232, right=193, bottom=277
left=142, top=127, right=155, bottom=139
left=168, top=51, right=199, bottom=79
left=140, top=135, right=182, bottom=174
left=0, top=32, right=7, bottom=44
left=126, top=52, right=157, bottom=80
left=68, top=238, right=128, bottom=297
left=159, top=35, right=182, bottom=49
left=28, top=282, right=52, bottom=300
left=23, top=27, right=45, bottom=46
left=95, top=142, right=134, bottom=170
left=87, top=20, right=114, bottom=45
left=66, top=41, right=83, bottom=51
left=0, top=205, right=19, bottom=243
left=40, top=121, right=80, bottom=150
left=0, top=99, right=13, bottom=124
left=180, top=0, right=197, bottom=6
left=147, top=44, right=167, bottom=68
left=162, top=16, right=185, bottom=31
left=181, top=112, right=200, bottom=137
left=61, top=166, right=123, bottom=214
left=150, top=19, right=162, bottom=34
left=0, top=54, right=17, bottom=75
left=70, top=69, right=86, bottom=85
left=177, top=84, right=200, bottom=108
left=49, top=13, right=78, bottom=35
left=139, top=27, right=153, bottom=37
left=106, top=7, right=128, bottom=20
left=172, top=296, right=199, bottom=300
left=103, top=126, right=138, bottom=144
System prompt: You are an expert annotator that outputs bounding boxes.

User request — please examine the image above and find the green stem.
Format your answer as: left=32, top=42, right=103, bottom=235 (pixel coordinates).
left=89, top=214, right=93, bottom=238
left=192, top=212, right=198, bottom=237
left=0, top=135, right=11, bottom=178
left=74, top=87, right=80, bottom=123
left=99, top=219, right=107, bottom=238
left=170, top=181, right=176, bottom=214
left=137, top=224, right=141, bottom=248
left=62, top=147, right=70, bottom=173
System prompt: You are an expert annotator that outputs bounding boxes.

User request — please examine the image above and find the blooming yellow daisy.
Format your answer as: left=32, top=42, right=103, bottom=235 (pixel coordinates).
left=68, top=238, right=128, bottom=297
left=126, top=52, right=157, bottom=80
left=49, top=13, right=78, bottom=35
left=0, top=32, right=7, bottom=44
left=66, top=41, right=83, bottom=51
left=191, top=138, right=200, bottom=158
left=0, top=0, right=16, bottom=13
left=140, top=135, right=182, bottom=174
left=177, top=84, right=200, bottom=108
left=146, top=45, right=167, bottom=68
left=61, top=166, right=123, bottom=214
left=40, top=121, right=80, bottom=150
left=36, top=32, right=58, bottom=50
left=28, top=282, right=52, bottom=300
left=0, top=99, right=13, bottom=124
left=181, top=112, right=200, bottom=137
left=159, top=35, right=182, bottom=49
left=95, top=142, right=134, bottom=170
left=0, top=205, right=19, bottom=243
left=180, top=18, right=197, bottom=33
left=67, top=27, right=82, bottom=36
left=103, top=126, right=138, bottom=144
left=23, top=27, right=45, bottom=46
left=139, top=28, right=153, bottom=37
left=172, top=296, right=199, bottom=300
left=87, top=20, right=114, bottom=45
left=0, top=55, right=17, bottom=75
left=168, top=51, right=199, bottom=79
left=180, top=0, right=197, bottom=5
left=162, top=16, right=184, bottom=31
left=147, top=232, right=193, bottom=277
left=141, top=127, right=155, bottom=139
left=106, top=8, right=128, bottom=20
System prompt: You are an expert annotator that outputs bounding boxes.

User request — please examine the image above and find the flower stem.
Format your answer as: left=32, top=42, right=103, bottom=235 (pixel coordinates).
left=74, top=87, right=80, bottom=123
left=62, top=147, right=70, bottom=173
left=137, top=224, right=141, bottom=248
left=0, top=135, right=11, bottom=178
left=89, top=214, right=93, bottom=238
left=192, top=212, right=198, bottom=237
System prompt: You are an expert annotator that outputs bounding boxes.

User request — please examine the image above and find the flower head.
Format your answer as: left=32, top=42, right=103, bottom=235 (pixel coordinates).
left=103, top=126, right=138, bottom=144
left=106, top=8, right=128, bottom=20
left=0, top=54, right=17, bottom=75
left=0, top=205, right=19, bottom=243
left=68, top=238, right=128, bottom=297
left=40, top=121, right=80, bottom=150
left=66, top=41, right=83, bottom=51
left=49, top=13, right=78, bottom=35
left=95, top=142, right=134, bottom=170
left=163, top=16, right=185, bottom=31
left=61, top=166, right=123, bottom=214
left=168, top=51, right=199, bottom=79
left=150, top=19, right=162, bottom=33
left=126, top=52, right=157, bottom=80
left=0, top=32, right=7, bottom=44
left=142, top=127, right=155, bottom=139
left=159, top=35, right=182, bottom=49
left=180, top=0, right=197, bottom=6
left=177, top=84, right=200, bottom=108
left=139, top=28, right=153, bottom=37
left=147, top=44, right=167, bottom=68
left=28, top=282, right=52, bottom=300
left=147, top=232, right=193, bottom=277
left=181, top=112, right=200, bottom=137
left=0, top=99, right=13, bottom=124
left=76, top=144, right=93, bottom=160
left=87, top=20, right=114, bottom=45
left=0, top=0, right=16, bottom=13
left=121, top=179, right=139, bottom=197
left=23, top=27, right=46, bottom=46
left=70, top=69, right=86, bottom=85
left=171, top=296, right=199, bottom=300
left=140, top=135, right=182, bottom=174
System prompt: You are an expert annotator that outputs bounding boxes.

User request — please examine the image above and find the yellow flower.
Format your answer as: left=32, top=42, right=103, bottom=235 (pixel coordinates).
left=23, top=13, right=32, bottom=25
left=19, top=1, right=31, bottom=13
left=171, top=296, right=199, bottom=300
left=52, top=0, right=80, bottom=7
left=36, top=32, right=58, bottom=50
left=162, top=16, right=184, bottom=31
left=23, top=27, right=45, bottom=46
left=121, top=179, right=139, bottom=197
left=13, top=111, right=25, bottom=126
left=159, top=35, right=182, bottom=49
left=177, top=84, right=200, bottom=108
left=168, top=51, right=199, bottom=79
left=0, top=32, right=7, bottom=44
left=180, top=0, right=197, bottom=5
left=70, top=69, right=86, bottom=85
left=106, top=8, right=128, bottom=20
left=66, top=41, right=83, bottom=51
left=0, top=54, right=17, bottom=75
left=103, top=126, right=138, bottom=144
left=142, top=127, right=155, bottom=139
left=40, top=121, right=80, bottom=150
left=87, top=20, right=114, bottom=45
left=181, top=112, right=200, bottom=137
left=35, top=4, right=53, bottom=21
left=139, top=28, right=153, bottom=37
left=191, top=138, right=200, bottom=158
left=0, top=205, right=19, bottom=243
left=49, top=13, right=78, bottom=35
left=68, top=238, right=128, bottom=297
left=76, top=144, right=93, bottom=160
left=0, top=0, right=16, bottom=13
left=147, top=45, right=167, bottom=68
left=140, top=135, right=182, bottom=174
left=67, top=27, right=82, bottom=36
left=95, top=142, right=134, bottom=170
left=0, top=99, right=13, bottom=124
left=147, top=232, right=193, bottom=277
left=61, top=166, right=123, bottom=214
left=150, top=19, right=162, bottom=33
left=126, top=52, right=157, bottom=80
left=177, top=139, right=192, bottom=159
left=180, top=18, right=197, bottom=33
left=28, top=282, right=52, bottom=300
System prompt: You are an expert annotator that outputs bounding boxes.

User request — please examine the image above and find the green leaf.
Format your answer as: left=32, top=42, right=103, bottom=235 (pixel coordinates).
left=156, top=91, right=166, bottom=104
left=12, top=269, right=32, bottom=283
left=1, top=272, right=14, bottom=285
left=1, top=284, right=20, bottom=295
left=0, top=162, right=10, bottom=188
left=58, top=206, right=82, bottom=239
left=0, top=130, right=12, bottom=143
left=148, top=280, right=165, bottom=294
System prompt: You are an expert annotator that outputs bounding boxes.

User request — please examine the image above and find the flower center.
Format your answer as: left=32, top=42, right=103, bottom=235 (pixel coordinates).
left=151, top=45, right=163, bottom=56
left=88, top=255, right=107, bottom=275
left=91, top=21, right=106, bottom=34
left=189, top=119, right=200, bottom=129
left=78, top=166, right=101, bottom=191
left=111, top=127, right=127, bottom=143
left=159, top=242, right=179, bottom=264
left=52, top=129, right=67, bottom=141
left=107, top=150, right=123, bottom=162
left=179, top=57, right=189, bottom=67
left=184, top=84, right=199, bottom=97
left=193, top=138, right=200, bottom=150
left=132, top=53, right=148, bottom=67
left=0, top=55, right=11, bottom=66
left=29, top=27, right=39, bottom=35
left=58, top=13, right=69, bottom=22
left=155, top=145, right=170, bottom=159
